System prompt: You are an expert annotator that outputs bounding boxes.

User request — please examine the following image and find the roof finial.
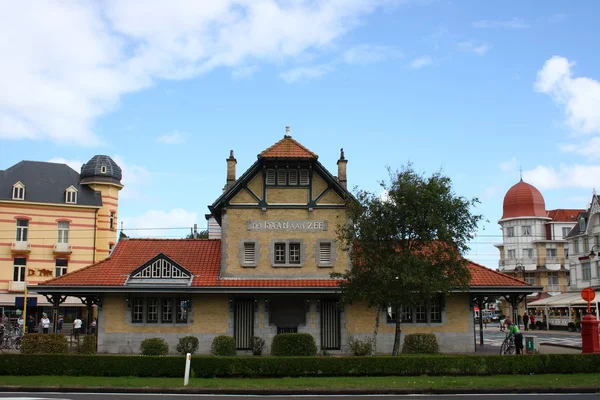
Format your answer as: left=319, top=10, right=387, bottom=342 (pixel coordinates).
left=519, top=165, right=523, bottom=181
left=284, top=126, right=291, bottom=138
left=340, top=148, right=345, bottom=160
left=594, top=188, right=597, bottom=196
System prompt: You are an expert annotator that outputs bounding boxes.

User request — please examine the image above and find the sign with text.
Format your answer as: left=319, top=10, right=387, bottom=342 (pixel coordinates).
left=247, top=220, right=328, bottom=232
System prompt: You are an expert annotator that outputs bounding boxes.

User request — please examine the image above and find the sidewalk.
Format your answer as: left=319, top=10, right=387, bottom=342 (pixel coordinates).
left=473, top=344, right=580, bottom=355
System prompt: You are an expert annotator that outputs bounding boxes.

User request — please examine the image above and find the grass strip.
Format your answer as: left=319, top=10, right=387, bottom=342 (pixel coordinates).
left=0, top=374, right=597, bottom=389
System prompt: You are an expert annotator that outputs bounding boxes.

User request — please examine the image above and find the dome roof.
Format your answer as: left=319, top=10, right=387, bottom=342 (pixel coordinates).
left=502, top=179, right=546, bottom=219
left=80, top=155, right=122, bottom=185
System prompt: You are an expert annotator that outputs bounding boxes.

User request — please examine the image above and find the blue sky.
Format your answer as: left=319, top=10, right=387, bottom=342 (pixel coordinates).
left=1, top=0, right=600, bottom=269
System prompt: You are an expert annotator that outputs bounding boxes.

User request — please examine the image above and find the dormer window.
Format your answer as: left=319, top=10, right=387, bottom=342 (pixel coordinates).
left=100, top=165, right=107, bottom=174
left=580, top=218, right=586, bottom=232
left=12, top=182, right=25, bottom=200
left=65, top=186, right=78, bottom=204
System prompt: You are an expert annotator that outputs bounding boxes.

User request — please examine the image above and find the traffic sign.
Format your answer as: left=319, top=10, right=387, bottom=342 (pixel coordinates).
left=581, top=287, right=596, bottom=302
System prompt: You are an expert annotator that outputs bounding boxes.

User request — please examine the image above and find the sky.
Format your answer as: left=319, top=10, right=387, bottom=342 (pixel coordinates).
left=1, top=0, right=600, bottom=270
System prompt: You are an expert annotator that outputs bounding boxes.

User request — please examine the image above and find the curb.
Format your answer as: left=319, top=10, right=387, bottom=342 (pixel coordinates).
left=2, top=386, right=600, bottom=395
left=540, top=342, right=583, bottom=350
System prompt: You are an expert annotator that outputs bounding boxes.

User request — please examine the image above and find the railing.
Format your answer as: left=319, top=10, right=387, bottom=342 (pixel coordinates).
left=10, top=241, right=31, bottom=253
left=498, top=257, right=566, bottom=268
left=545, top=284, right=566, bottom=292
left=53, top=242, right=72, bottom=254
left=8, top=281, right=26, bottom=292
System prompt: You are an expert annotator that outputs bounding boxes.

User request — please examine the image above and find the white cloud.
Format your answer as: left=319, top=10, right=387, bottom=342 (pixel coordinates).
left=156, top=131, right=187, bottom=145
left=523, top=164, right=600, bottom=190
left=535, top=56, right=600, bottom=134
left=279, top=64, right=335, bottom=83
left=409, top=56, right=432, bottom=69
left=0, top=1, right=392, bottom=146
left=457, top=40, right=489, bottom=56
left=560, top=137, right=600, bottom=160
left=342, top=44, right=402, bottom=65
left=232, top=65, right=259, bottom=79
left=120, top=208, right=198, bottom=238
left=47, top=158, right=85, bottom=173
left=499, top=156, right=518, bottom=172
left=472, top=18, right=529, bottom=29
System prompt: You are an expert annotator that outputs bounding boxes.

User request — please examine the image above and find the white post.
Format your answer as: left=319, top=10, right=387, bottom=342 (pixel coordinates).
left=184, top=353, right=191, bottom=386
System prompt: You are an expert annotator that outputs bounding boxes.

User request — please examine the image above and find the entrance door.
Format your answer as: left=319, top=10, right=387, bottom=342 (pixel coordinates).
left=234, top=299, right=254, bottom=350
left=320, top=300, right=341, bottom=350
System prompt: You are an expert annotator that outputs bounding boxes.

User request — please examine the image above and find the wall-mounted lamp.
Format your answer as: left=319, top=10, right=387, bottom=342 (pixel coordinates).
left=264, top=299, right=269, bottom=312
left=229, top=298, right=233, bottom=311
left=305, top=299, right=311, bottom=311
left=254, top=299, right=259, bottom=312
left=589, top=245, right=600, bottom=259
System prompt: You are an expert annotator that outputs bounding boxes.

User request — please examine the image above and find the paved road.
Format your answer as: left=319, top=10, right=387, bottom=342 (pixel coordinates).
left=1, top=394, right=599, bottom=400
left=478, top=328, right=582, bottom=348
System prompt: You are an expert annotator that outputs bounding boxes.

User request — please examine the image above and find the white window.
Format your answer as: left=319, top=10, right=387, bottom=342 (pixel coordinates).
left=109, top=243, right=114, bottom=252
left=547, top=271, right=558, bottom=285
left=277, top=169, right=286, bottom=185
left=583, top=263, right=592, bottom=281
left=16, top=219, right=28, bottom=242
left=580, top=219, right=586, bottom=232
left=546, top=248, right=557, bottom=258
left=506, top=227, right=515, bottom=237
left=13, top=258, right=26, bottom=282
left=57, top=221, right=69, bottom=243
left=562, top=227, right=570, bottom=238
left=131, top=296, right=189, bottom=324
left=524, top=272, right=536, bottom=285
left=507, top=249, right=516, bottom=259
left=147, top=298, right=158, bottom=323
left=288, top=169, right=298, bottom=185
left=266, top=169, right=276, bottom=185
left=522, top=226, right=532, bottom=236
left=522, top=248, right=533, bottom=258
left=55, top=259, right=68, bottom=277
left=319, top=242, right=332, bottom=265
left=583, top=238, right=590, bottom=253
left=244, top=242, right=255, bottom=264
left=65, top=187, right=78, bottom=204
left=273, top=242, right=301, bottom=265
left=100, top=165, right=107, bottom=174
left=299, top=169, right=309, bottom=185
left=110, top=212, right=115, bottom=230
left=12, top=182, right=25, bottom=200
left=574, top=240, right=580, bottom=253
left=429, top=298, right=442, bottom=323
left=416, top=304, right=427, bottom=323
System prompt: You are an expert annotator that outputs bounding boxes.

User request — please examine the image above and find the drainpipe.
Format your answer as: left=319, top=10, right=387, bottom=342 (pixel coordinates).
left=93, top=208, right=98, bottom=263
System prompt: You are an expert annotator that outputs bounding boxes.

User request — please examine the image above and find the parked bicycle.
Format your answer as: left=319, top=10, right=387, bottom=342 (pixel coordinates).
left=499, top=333, right=516, bottom=355
left=0, top=325, right=22, bottom=352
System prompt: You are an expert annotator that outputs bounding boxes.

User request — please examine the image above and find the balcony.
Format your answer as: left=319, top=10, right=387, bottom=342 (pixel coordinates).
left=498, top=258, right=537, bottom=271
left=545, top=284, right=566, bottom=293
left=8, top=281, right=26, bottom=292
left=53, top=242, right=72, bottom=255
left=11, top=241, right=31, bottom=254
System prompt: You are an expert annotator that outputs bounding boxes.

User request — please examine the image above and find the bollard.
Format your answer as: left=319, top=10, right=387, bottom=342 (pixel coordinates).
left=184, top=352, right=191, bottom=386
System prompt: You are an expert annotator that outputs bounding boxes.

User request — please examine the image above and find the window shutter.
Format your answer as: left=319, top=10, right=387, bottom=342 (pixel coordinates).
left=320, top=242, right=331, bottom=264
left=288, top=169, right=298, bottom=185
left=266, top=169, right=276, bottom=185
left=299, top=169, right=309, bottom=185
left=244, top=242, right=255, bottom=264
left=277, top=169, right=286, bottom=185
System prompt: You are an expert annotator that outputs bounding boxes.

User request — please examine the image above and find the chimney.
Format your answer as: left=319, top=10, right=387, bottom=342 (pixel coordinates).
left=337, top=148, right=348, bottom=188
left=226, top=150, right=237, bottom=186
left=284, top=126, right=291, bottom=138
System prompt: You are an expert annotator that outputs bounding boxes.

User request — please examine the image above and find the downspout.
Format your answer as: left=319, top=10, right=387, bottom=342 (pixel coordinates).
left=93, top=208, right=98, bottom=263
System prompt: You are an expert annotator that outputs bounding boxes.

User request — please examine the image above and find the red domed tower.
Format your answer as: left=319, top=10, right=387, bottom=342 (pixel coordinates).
left=501, top=179, right=546, bottom=219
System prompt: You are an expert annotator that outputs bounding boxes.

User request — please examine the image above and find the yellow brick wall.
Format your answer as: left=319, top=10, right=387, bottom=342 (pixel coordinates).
left=231, top=189, right=257, bottom=204
left=103, top=293, right=229, bottom=334
left=312, top=174, right=328, bottom=201
left=266, top=188, right=309, bottom=204
left=316, top=190, right=345, bottom=205
left=345, top=294, right=469, bottom=334
left=89, top=184, right=121, bottom=261
left=247, top=174, right=263, bottom=200
left=224, top=208, right=348, bottom=276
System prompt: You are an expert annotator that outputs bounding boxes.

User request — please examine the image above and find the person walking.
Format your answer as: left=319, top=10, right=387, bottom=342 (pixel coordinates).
left=522, top=312, right=529, bottom=331
left=40, top=314, right=50, bottom=334
left=504, top=318, right=524, bottom=355
left=17, top=315, right=24, bottom=336
left=56, top=315, right=64, bottom=334
left=529, top=313, right=535, bottom=330
left=73, top=316, right=82, bottom=337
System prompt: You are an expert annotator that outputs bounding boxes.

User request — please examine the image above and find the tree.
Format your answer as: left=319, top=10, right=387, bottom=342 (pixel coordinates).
left=186, top=229, right=208, bottom=239
left=333, top=165, right=483, bottom=355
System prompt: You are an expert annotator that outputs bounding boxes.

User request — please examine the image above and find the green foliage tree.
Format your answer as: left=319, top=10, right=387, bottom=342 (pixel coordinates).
left=186, top=229, right=209, bottom=239
left=333, top=164, right=483, bottom=355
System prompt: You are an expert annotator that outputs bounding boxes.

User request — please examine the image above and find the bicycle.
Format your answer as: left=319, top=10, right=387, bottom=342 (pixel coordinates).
left=500, top=333, right=516, bottom=355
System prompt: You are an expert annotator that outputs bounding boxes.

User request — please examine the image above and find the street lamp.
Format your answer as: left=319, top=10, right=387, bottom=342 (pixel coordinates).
left=588, top=245, right=600, bottom=259
left=514, top=263, right=525, bottom=277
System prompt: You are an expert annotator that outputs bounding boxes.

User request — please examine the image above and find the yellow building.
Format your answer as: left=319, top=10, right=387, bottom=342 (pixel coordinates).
left=36, top=132, right=536, bottom=353
left=0, top=156, right=122, bottom=322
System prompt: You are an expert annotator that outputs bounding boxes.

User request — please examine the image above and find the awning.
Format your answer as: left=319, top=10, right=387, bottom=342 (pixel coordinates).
left=0, top=293, right=86, bottom=307
left=528, top=290, right=600, bottom=307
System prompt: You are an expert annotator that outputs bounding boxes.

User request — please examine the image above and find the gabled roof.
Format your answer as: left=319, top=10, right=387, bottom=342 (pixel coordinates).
left=547, top=209, right=584, bottom=222
left=0, top=161, right=102, bottom=206
left=259, top=135, right=318, bottom=159
left=36, top=239, right=534, bottom=292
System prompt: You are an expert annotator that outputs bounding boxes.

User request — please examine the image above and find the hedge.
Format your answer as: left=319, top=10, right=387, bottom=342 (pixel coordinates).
left=0, top=354, right=598, bottom=377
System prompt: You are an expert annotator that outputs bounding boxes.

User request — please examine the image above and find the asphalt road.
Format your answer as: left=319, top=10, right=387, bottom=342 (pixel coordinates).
left=1, top=394, right=599, bottom=399
left=479, top=328, right=582, bottom=348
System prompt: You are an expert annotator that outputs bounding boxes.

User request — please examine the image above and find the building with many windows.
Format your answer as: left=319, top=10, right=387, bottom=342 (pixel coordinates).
left=35, top=131, right=535, bottom=353
left=0, top=156, right=122, bottom=321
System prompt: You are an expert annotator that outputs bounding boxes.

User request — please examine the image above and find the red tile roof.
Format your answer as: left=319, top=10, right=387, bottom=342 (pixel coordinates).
left=259, top=136, right=318, bottom=159
left=502, top=180, right=546, bottom=219
left=547, top=209, right=585, bottom=222
left=38, top=239, right=531, bottom=289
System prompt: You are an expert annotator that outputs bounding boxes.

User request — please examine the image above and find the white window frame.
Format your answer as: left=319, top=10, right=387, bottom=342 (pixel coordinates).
left=574, top=240, right=580, bottom=254
left=582, top=263, right=592, bottom=281
left=580, top=219, right=586, bottom=232
left=273, top=241, right=302, bottom=266
left=547, top=271, right=558, bottom=285
left=506, top=227, right=515, bottom=237
left=522, top=226, right=532, bottom=236
left=507, top=249, right=516, bottom=259
left=100, top=165, right=107, bottom=174
left=277, top=169, right=286, bottom=185
left=266, top=169, right=276, bottom=185
left=13, top=258, right=26, bottom=282
left=65, top=187, right=78, bottom=204
left=16, top=219, right=28, bottom=242
left=562, top=227, right=570, bottom=238
left=12, top=182, right=25, bottom=200
left=57, top=221, right=69, bottom=243
left=288, top=169, right=298, bottom=185
left=55, top=259, right=68, bottom=277
left=546, top=248, right=557, bottom=258
left=522, top=248, right=533, bottom=258
left=319, top=242, right=332, bottom=266
left=524, top=272, right=536, bottom=285
left=299, top=169, right=309, bottom=185
left=244, top=242, right=256, bottom=264
left=110, top=211, right=115, bottom=230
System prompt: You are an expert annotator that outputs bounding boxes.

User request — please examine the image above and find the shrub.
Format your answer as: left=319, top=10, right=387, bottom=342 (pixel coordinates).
left=210, top=336, right=236, bottom=356
left=347, top=335, right=374, bottom=356
left=271, top=333, right=317, bottom=356
left=77, top=335, right=97, bottom=354
left=401, top=333, right=439, bottom=354
left=252, top=336, right=265, bottom=356
left=140, top=338, right=169, bottom=356
left=21, top=333, right=68, bottom=354
left=176, top=336, right=199, bottom=355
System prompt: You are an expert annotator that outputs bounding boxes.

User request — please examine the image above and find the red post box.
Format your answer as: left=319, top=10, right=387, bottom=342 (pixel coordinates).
left=581, top=314, right=600, bottom=354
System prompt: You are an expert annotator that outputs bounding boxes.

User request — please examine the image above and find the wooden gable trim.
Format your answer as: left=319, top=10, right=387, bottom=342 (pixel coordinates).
left=129, top=253, right=191, bottom=280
